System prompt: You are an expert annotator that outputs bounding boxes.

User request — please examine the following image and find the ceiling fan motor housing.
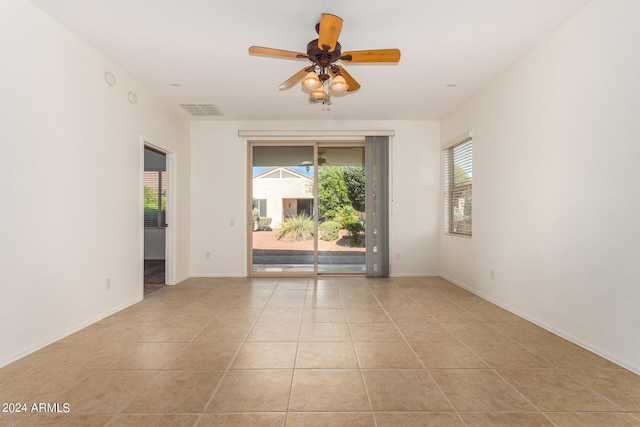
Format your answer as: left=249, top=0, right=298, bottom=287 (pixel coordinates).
left=307, top=40, right=342, bottom=69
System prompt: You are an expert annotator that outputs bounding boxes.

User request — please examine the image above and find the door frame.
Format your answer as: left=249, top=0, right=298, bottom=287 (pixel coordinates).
left=247, top=139, right=365, bottom=277
left=140, top=137, right=177, bottom=289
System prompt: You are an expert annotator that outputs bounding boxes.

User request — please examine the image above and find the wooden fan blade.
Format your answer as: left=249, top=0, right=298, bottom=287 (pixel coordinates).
left=336, top=65, right=361, bottom=92
left=249, top=46, right=308, bottom=60
left=341, top=49, right=401, bottom=63
left=317, top=14, right=343, bottom=52
left=279, top=68, right=309, bottom=90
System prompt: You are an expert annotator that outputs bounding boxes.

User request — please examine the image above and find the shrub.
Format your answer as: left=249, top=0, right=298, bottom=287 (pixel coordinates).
left=258, top=217, right=272, bottom=231
left=319, top=221, right=340, bottom=241
left=344, top=221, right=365, bottom=247
left=276, top=214, right=314, bottom=242
left=335, top=205, right=358, bottom=228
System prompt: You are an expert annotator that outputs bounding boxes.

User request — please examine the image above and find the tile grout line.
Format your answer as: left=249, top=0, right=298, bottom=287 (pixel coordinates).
left=5, top=277, right=639, bottom=425
left=435, top=293, right=550, bottom=418
left=367, top=284, right=464, bottom=425
left=442, top=293, right=631, bottom=417
left=196, top=278, right=277, bottom=423
left=341, top=283, right=378, bottom=427
left=282, top=278, right=308, bottom=425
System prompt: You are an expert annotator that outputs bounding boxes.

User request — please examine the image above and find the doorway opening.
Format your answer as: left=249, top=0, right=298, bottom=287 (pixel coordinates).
left=143, top=145, right=167, bottom=293
left=249, top=142, right=366, bottom=275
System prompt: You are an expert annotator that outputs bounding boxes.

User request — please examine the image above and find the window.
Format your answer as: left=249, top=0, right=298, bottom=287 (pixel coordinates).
left=144, top=171, right=166, bottom=228
left=254, top=199, right=267, bottom=217
left=444, top=138, right=472, bottom=236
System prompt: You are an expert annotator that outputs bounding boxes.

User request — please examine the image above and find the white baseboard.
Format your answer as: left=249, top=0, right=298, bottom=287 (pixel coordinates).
left=167, top=274, right=191, bottom=285
left=0, top=296, right=142, bottom=368
left=439, top=274, right=640, bottom=376
left=390, top=273, right=440, bottom=277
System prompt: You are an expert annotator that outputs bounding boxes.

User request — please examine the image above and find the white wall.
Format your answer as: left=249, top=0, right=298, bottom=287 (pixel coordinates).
left=440, top=0, right=640, bottom=373
left=253, top=169, right=313, bottom=228
left=0, top=0, right=191, bottom=366
left=191, top=121, right=440, bottom=277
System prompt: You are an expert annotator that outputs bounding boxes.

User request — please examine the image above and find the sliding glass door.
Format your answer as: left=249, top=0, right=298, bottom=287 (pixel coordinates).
left=250, top=142, right=365, bottom=275
left=251, top=145, right=315, bottom=273
left=316, top=146, right=365, bottom=273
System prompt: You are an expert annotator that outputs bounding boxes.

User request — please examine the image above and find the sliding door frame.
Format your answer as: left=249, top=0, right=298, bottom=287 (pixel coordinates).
left=247, top=139, right=365, bottom=277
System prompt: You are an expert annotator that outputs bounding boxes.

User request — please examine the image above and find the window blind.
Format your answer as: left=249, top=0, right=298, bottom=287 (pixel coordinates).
left=144, top=171, right=166, bottom=228
left=444, top=138, right=472, bottom=236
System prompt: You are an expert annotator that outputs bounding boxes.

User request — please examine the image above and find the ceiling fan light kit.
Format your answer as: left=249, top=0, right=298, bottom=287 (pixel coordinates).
left=249, top=13, right=400, bottom=105
left=301, top=71, right=322, bottom=90
left=329, top=75, right=349, bottom=93
left=309, top=85, right=328, bottom=101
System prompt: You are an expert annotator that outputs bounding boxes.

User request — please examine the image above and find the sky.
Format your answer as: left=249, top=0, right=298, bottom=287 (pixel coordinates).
left=253, top=166, right=314, bottom=177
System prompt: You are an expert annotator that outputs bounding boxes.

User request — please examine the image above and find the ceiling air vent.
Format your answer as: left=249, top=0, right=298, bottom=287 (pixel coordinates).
left=179, top=104, right=224, bottom=117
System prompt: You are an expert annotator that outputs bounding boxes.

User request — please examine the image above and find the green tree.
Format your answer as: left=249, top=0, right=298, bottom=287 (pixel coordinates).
left=144, top=186, right=166, bottom=227
left=144, top=186, right=158, bottom=209
left=342, top=166, right=365, bottom=212
left=144, top=186, right=166, bottom=210
left=312, top=166, right=350, bottom=221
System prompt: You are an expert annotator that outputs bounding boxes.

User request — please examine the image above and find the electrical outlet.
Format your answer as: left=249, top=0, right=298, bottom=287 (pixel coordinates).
left=206, top=252, right=211, bottom=259
left=105, top=278, right=111, bottom=289
left=490, top=269, right=495, bottom=280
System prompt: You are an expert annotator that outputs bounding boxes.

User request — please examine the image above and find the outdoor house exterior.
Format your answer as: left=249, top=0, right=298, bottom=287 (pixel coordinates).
left=252, top=167, right=314, bottom=228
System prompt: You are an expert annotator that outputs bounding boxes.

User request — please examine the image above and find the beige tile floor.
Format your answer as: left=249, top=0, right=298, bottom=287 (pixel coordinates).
left=1, top=276, right=640, bottom=426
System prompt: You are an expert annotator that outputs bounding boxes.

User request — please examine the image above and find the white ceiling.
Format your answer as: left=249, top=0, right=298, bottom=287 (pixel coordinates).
left=30, top=0, right=590, bottom=121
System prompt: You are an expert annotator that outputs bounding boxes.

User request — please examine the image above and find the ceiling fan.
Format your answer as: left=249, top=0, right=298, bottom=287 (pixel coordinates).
left=248, top=13, right=401, bottom=103
left=301, top=149, right=327, bottom=171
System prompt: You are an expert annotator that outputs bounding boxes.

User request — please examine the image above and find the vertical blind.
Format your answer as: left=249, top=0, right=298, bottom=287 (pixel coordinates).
left=443, top=138, right=473, bottom=236
left=365, top=136, right=390, bottom=277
